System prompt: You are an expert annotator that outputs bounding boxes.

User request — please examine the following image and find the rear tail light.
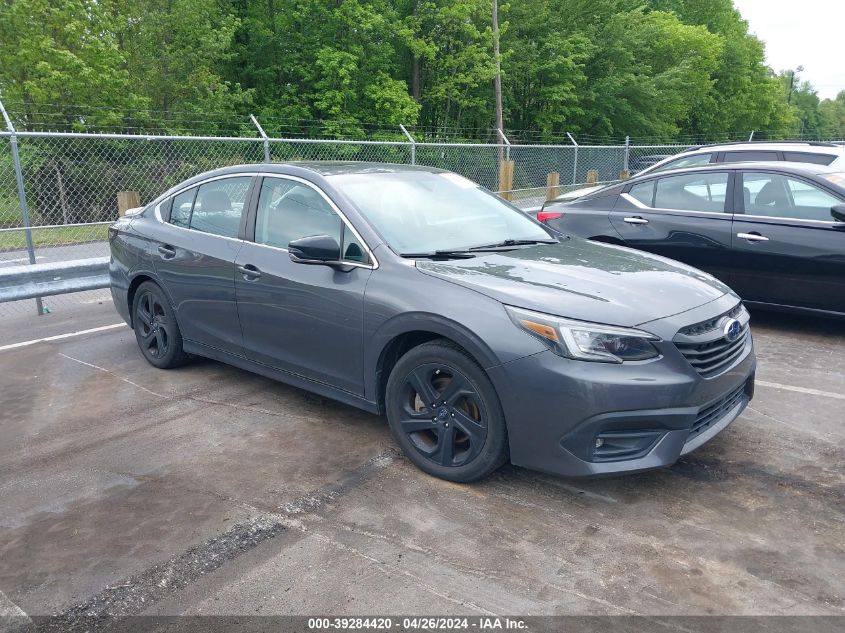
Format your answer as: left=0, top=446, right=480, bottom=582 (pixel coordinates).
left=537, top=211, right=563, bottom=224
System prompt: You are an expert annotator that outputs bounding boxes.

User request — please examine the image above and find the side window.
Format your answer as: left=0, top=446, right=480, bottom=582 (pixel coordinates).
left=255, top=178, right=368, bottom=263
left=190, top=177, right=252, bottom=238
left=654, top=173, right=729, bottom=213
left=782, top=152, right=835, bottom=166
left=170, top=187, right=197, bottom=228
left=341, top=226, right=368, bottom=263
left=742, top=172, right=841, bottom=221
left=722, top=151, right=779, bottom=163
left=652, top=153, right=713, bottom=173
left=627, top=180, right=655, bottom=206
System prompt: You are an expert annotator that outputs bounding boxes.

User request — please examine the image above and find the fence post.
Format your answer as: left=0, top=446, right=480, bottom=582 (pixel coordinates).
left=546, top=172, right=560, bottom=201
left=498, top=160, right=514, bottom=201
left=497, top=128, right=511, bottom=162
left=250, top=114, right=271, bottom=163
left=566, top=132, right=579, bottom=184
left=0, top=95, right=43, bottom=315
left=399, top=124, right=416, bottom=165
left=117, top=191, right=141, bottom=217
left=623, top=135, right=630, bottom=173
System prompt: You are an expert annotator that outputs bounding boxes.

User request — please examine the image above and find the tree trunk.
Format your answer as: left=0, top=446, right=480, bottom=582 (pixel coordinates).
left=412, top=55, right=421, bottom=102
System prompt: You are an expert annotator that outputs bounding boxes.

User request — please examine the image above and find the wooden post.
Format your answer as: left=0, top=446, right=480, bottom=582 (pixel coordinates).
left=619, top=169, right=631, bottom=181
left=117, top=191, right=141, bottom=217
left=546, top=172, right=560, bottom=201
left=498, top=160, right=514, bottom=201
left=586, top=169, right=599, bottom=185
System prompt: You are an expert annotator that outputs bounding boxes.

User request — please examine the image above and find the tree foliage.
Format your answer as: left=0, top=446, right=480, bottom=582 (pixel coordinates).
left=0, top=0, right=837, bottom=140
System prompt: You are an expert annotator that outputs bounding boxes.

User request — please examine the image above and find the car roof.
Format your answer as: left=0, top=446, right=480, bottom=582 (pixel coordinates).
left=267, top=161, right=446, bottom=176
left=147, top=162, right=451, bottom=208
left=674, top=141, right=844, bottom=155
left=629, top=160, right=842, bottom=181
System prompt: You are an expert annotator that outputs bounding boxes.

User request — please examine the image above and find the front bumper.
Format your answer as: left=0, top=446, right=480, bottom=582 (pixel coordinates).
left=488, top=331, right=756, bottom=478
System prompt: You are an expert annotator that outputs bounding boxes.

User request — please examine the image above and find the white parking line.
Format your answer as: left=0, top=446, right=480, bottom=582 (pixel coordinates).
left=756, top=380, right=845, bottom=401
left=0, top=323, right=126, bottom=352
left=0, top=589, right=30, bottom=621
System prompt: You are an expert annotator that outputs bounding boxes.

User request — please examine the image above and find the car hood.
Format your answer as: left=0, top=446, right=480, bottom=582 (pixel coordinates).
left=415, top=240, right=731, bottom=327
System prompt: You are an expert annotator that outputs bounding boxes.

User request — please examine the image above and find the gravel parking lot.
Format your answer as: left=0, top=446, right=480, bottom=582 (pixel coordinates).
left=0, top=301, right=843, bottom=625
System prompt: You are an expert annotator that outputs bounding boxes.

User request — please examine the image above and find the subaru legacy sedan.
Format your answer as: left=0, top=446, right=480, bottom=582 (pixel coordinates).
left=110, top=163, right=755, bottom=482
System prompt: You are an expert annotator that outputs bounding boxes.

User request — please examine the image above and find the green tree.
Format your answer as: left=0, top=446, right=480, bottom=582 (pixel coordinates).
left=116, top=0, right=249, bottom=132
left=579, top=8, right=723, bottom=139
left=819, top=92, right=845, bottom=139
left=648, top=0, right=794, bottom=138
left=0, top=0, right=138, bottom=128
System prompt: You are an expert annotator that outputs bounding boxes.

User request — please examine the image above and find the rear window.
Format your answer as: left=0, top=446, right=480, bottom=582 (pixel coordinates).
left=783, top=152, right=836, bottom=166
left=654, top=172, right=729, bottom=213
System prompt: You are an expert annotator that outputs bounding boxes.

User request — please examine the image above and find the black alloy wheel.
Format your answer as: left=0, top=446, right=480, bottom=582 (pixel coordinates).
left=132, top=281, right=188, bottom=369
left=136, top=291, right=170, bottom=359
left=399, top=364, right=487, bottom=467
left=386, top=340, right=508, bottom=482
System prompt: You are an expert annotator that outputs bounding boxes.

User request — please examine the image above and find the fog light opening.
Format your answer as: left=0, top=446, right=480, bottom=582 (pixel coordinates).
left=591, top=430, right=663, bottom=462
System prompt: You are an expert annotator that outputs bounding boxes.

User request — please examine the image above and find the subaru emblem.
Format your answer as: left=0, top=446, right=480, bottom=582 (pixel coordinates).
left=723, top=318, right=742, bottom=342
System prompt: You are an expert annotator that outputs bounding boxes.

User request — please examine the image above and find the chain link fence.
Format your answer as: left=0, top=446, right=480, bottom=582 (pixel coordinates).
left=0, top=127, right=694, bottom=316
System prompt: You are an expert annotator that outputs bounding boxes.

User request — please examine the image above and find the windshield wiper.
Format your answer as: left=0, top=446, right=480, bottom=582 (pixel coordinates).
left=400, top=250, right=477, bottom=259
left=466, top=238, right=559, bottom=251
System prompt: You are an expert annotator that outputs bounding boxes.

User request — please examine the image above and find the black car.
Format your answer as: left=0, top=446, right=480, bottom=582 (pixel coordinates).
left=539, top=162, right=845, bottom=317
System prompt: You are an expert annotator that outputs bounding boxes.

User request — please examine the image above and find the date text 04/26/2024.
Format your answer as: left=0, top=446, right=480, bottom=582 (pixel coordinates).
left=307, top=617, right=528, bottom=630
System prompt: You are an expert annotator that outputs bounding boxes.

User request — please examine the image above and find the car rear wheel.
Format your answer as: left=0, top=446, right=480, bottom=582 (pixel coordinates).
left=132, top=281, right=189, bottom=369
left=385, top=340, right=508, bottom=482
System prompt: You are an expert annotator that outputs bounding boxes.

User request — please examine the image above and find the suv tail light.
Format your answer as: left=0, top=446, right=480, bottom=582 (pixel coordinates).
left=537, top=210, right=563, bottom=224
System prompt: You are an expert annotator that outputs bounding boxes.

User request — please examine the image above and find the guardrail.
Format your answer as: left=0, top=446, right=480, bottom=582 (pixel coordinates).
left=0, top=257, right=109, bottom=303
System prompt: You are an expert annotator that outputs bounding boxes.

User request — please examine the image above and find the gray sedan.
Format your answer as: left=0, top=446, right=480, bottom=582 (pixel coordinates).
left=109, top=163, right=756, bottom=481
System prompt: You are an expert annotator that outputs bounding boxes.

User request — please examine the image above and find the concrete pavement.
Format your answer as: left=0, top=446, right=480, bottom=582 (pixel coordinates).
left=0, top=304, right=842, bottom=624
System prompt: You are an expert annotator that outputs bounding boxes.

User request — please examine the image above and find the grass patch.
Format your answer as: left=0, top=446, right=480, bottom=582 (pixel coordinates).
left=0, top=224, right=109, bottom=252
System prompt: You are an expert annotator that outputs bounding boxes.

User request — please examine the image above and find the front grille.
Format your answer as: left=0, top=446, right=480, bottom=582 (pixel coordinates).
left=675, top=324, right=749, bottom=378
left=689, top=384, right=747, bottom=439
left=678, top=303, right=743, bottom=337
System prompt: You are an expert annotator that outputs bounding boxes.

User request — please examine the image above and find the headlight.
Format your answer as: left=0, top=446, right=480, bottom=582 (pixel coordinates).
left=505, top=305, right=661, bottom=363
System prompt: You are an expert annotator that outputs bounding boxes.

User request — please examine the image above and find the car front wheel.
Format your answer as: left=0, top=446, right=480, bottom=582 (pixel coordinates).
left=385, top=340, right=508, bottom=482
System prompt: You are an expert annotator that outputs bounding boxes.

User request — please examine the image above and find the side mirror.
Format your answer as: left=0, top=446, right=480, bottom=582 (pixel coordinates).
left=288, top=235, right=341, bottom=264
left=831, top=204, right=845, bottom=224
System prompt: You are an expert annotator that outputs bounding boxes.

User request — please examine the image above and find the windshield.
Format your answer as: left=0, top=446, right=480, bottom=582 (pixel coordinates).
left=329, top=171, right=552, bottom=254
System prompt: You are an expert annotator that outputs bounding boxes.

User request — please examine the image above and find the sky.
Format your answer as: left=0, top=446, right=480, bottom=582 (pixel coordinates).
left=733, top=0, right=845, bottom=100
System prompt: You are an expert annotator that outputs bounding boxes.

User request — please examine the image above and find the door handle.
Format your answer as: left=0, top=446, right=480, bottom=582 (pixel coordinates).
left=623, top=216, right=649, bottom=225
left=737, top=232, right=769, bottom=243
left=237, top=264, right=262, bottom=280
left=157, top=244, right=176, bottom=259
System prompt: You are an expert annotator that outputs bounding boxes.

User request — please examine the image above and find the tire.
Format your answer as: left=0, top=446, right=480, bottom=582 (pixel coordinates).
left=385, top=339, right=508, bottom=482
left=131, top=281, right=189, bottom=369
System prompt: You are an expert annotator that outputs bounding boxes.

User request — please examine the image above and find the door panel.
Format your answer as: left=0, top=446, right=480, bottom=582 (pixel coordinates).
left=235, top=177, right=373, bottom=395
left=609, top=172, right=735, bottom=284
left=731, top=171, right=845, bottom=312
left=151, top=176, right=253, bottom=354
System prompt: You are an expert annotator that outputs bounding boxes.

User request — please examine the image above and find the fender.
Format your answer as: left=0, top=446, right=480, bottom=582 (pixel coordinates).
left=364, top=311, right=504, bottom=405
